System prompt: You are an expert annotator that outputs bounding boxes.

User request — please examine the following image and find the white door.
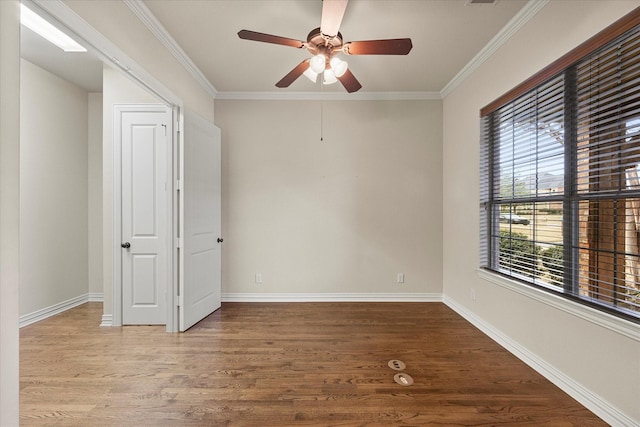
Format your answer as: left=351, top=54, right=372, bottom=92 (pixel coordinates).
left=120, top=107, right=171, bottom=325
left=179, top=111, right=222, bottom=331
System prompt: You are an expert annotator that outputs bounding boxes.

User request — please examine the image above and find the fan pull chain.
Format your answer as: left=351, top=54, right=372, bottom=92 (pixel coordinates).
left=320, top=99, right=324, bottom=142
left=320, top=80, right=324, bottom=142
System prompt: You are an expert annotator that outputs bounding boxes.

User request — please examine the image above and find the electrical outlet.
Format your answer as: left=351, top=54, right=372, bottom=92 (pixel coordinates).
left=255, top=273, right=262, bottom=284
left=397, top=273, right=405, bottom=284
left=470, top=288, right=476, bottom=301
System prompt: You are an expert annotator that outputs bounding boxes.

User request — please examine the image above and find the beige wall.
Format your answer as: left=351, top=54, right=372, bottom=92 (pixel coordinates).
left=20, top=59, right=89, bottom=315
left=0, top=1, right=20, bottom=424
left=442, top=1, right=640, bottom=423
left=216, top=100, right=442, bottom=296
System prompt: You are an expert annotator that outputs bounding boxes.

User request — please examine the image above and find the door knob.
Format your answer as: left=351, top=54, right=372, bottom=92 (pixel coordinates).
left=121, top=242, right=131, bottom=248
left=217, top=238, right=223, bottom=243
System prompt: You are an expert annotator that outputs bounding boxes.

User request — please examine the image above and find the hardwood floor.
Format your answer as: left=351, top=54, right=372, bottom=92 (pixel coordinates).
left=20, top=302, right=607, bottom=426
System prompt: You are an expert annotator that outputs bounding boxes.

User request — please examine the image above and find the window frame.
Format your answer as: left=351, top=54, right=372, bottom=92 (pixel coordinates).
left=480, top=7, right=640, bottom=324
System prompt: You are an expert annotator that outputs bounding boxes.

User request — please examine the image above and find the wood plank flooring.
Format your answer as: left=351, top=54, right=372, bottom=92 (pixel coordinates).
left=20, top=302, right=607, bottom=426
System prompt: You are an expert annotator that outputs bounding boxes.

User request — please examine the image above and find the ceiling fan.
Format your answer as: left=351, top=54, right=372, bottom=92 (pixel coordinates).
left=237, top=0, right=413, bottom=93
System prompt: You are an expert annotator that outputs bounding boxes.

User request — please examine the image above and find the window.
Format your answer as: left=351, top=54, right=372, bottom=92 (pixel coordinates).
left=480, top=8, right=640, bottom=322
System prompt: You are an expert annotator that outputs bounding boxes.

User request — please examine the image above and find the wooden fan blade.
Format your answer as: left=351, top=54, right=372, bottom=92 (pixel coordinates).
left=337, top=68, right=362, bottom=93
left=343, top=38, right=413, bottom=55
left=238, top=30, right=305, bottom=48
left=320, top=0, right=348, bottom=38
left=276, top=59, right=311, bottom=88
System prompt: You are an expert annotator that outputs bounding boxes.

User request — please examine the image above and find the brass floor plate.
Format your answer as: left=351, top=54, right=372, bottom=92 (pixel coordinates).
left=394, top=373, right=414, bottom=386
left=388, top=359, right=406, bottom=371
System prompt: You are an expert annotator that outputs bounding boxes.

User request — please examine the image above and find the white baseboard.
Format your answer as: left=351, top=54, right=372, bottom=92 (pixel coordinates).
left=443, top=295, right=638, bottom=427
left=88, top=292, right=104, bottom=302
left=19, top=293, right=97, bottom=328
left=100, top=314, right=113, bottom=327
left=222, top=292, right=442, bottom=303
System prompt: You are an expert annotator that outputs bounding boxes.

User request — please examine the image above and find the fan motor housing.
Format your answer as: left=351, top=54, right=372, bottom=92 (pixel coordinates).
left=306, top=27, right=343, bottom=57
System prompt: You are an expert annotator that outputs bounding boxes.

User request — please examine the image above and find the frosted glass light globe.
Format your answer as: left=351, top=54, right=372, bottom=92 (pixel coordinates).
left=310, top=54, right=326, bottom=74
left=330, top=57, right=348, bottom=77
left=303, top=68, right=318, bottom=83
left=323, top=69, right=337, bottom=84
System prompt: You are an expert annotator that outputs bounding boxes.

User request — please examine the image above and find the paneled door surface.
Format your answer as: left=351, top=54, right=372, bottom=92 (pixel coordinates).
left=120, top=107, right=170, bottom=325
left=179, top=111, right=222, bottom=331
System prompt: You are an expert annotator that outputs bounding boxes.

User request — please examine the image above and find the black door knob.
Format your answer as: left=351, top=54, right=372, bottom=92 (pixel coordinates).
left=121, top=242, right=131, bottom=248
left=217, top=238, right=223, bottom=243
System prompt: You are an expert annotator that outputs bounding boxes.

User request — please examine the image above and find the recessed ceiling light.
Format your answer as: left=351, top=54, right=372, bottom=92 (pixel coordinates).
left=20, top=4, right=87, bottom=52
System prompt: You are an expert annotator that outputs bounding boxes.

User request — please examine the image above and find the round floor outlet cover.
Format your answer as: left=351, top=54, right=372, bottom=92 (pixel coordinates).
left=394, top=373, right=414, bottom=386
left=388, top=359, right=406, bottom=371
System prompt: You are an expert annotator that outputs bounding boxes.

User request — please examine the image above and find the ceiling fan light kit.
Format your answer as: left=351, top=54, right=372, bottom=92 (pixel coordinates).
left=237, top=0, right=412, bottom=93
left=330, top=57, right=348, bottom=77
left=303, top=67, right=319, bottom=83
left=323, top=68, right=338, bottom=85
left=309, top=53, right=327, bottom=74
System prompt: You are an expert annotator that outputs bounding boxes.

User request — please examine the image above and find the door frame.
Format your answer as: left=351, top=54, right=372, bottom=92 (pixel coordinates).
left=32, top=0, right=190, bottom=333
left=113, top=104, right=180, bottom=332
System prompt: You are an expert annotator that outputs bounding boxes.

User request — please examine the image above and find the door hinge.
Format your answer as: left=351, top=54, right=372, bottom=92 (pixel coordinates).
left=176, top=179, right=183, bottom=191
left=177, top=295, right=184, bottom=307
left=176, top=237, right=183, bottom=248
left=161, top=123, right=167, bottom=136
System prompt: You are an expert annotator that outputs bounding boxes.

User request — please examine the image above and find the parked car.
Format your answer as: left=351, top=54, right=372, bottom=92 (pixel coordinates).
left=499, top=213, right=530, bottom=225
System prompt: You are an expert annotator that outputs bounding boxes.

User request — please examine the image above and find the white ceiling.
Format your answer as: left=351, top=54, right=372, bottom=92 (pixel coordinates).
left=21, top=0, right=530, bottom=96
left=20, top=24, right=103, bottom=92
left=144, top=0, right=528, bottom=94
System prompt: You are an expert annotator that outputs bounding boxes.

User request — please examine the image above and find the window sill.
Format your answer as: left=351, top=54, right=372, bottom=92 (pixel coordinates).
left=477, top=268, right=640, bottom=342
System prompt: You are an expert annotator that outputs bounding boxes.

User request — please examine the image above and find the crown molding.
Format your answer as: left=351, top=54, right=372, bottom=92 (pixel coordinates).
left=440, top=0, right=549, bottom=98
left=216, top=91, right=442, bottom=101
left=122, top=0, right=218, bottom=98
